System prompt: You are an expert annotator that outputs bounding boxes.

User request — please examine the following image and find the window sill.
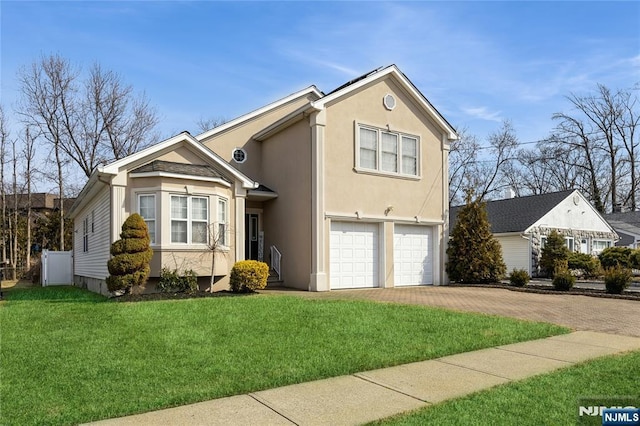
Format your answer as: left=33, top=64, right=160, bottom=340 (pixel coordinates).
left=353, top=167, right=421, bottom=181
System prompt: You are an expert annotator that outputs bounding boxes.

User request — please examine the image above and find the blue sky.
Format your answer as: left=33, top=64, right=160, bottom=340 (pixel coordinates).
left=2, top=1, right=639, bottom=149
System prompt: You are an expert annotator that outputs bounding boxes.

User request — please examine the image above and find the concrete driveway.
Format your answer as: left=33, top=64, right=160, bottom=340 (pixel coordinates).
left=263, top=286, right=640, bottom=337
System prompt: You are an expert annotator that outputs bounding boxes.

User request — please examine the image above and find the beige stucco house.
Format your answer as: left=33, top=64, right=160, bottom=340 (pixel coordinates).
left=69, top=65, right=458, bottom=295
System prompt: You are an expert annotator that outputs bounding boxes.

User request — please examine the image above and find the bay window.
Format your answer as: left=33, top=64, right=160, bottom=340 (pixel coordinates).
left=138, top=194, right=156, bottom=244
left=171, top=195, right=209, bottom=244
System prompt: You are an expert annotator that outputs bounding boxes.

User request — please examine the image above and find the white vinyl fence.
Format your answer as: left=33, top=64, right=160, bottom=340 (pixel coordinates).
left=41, top=250, right=73, bottom=286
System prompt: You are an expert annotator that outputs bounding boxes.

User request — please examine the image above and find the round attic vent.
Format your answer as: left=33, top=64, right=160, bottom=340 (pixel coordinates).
left=573, top=194, right=580, bottom=205
left=383, top=94, right=396, bottom=111
left=232, top=148, right=247, bottom=164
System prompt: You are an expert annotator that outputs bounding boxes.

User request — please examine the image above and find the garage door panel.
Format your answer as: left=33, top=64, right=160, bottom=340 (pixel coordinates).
left=330, top=222, right=379, bottom=289
left=394, top=225, right=433, bottom=286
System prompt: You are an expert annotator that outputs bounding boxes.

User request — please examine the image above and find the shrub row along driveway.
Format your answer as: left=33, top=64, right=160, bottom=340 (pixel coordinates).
left=264, top=286, right=640, bottom=337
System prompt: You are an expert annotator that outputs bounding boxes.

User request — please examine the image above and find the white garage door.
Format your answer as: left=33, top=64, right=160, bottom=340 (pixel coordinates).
left=394, top=225, right=433, bottom=286
left=330, top=221, right=379, bottom=289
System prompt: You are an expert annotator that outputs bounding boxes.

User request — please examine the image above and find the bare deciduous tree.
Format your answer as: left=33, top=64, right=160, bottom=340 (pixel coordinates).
left=196, top=116, right=227, bottom=134
left=17, top=54, right=73, bottom=249
left=474, top=120, right=519, bottom=201
left=0, top=105, right=7, bottom=267
left=18, top=54, right=159, bottom=178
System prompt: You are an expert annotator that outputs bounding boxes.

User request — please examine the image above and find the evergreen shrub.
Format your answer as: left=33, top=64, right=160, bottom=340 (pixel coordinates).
left=603, top=265, right=632, bottom=294
left=567, top=252, right=601, bottom=278
left=230, top=260, right=269, bottom=292
left=540, top=230, right=569, bottom=277
left=552, top=269, right=575, bottom=291
left=106, top=214, right=153, bottom=293
left=599, top=247, right=633, bottom=269
left=446, top=195, right=506, bottom=283
left=157, top=267, right=198, bottom=293
left=509, top=269, right=530, bottom=287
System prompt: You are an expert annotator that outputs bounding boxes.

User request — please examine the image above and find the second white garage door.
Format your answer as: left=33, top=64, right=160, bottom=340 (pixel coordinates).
left=330, top=221, right=379, bottom=289
left=394, top=225, right=433, bottom=286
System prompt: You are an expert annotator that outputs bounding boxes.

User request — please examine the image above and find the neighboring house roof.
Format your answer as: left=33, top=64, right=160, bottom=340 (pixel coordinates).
left=450, top=190, right=575, bottom=234
left=1, top=193, right=75, bottom=211
left=254, top=64, right=459, bottom=142
left=603, top=212, right=640, bottom=246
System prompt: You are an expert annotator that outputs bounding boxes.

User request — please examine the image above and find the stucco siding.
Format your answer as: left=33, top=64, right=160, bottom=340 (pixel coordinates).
left=260, top=119, right=312, bottom=289
left=496, top=234, right=531, bottom=274
left=323, top=77, right=445, bottom=221
left=201, top=94, right=316, bottom=181
left=74, top=188, right=110, bottom=280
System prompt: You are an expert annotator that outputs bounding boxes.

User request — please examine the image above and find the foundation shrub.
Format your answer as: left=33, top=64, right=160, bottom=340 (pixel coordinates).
left=157, top=268, right=198, bottom=294
left=230, top=260, right=269, bottom=292
left=603, top=265, right=632, bottom=294
left=509, top=269, right=530, bottom=287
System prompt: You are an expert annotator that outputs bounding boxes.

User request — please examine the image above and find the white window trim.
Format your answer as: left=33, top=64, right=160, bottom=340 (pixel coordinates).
left=592, top=239, right=612, bottom=254
left=354, top=122, right=421, bottom=179
left=137, top=193, right=157, bottom=245
left=217, top=197, right=229, bottom=249
left=170, top=195, right=210, bottom=245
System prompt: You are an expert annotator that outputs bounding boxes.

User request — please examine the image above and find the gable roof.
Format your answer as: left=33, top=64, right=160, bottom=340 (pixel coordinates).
left=312, top=64, right=458, bottom=141
left=69, top=132, right=256, bottom=218
left=195, top=86, right=323, bottom=141
left=450, top=190, right=576, bottom=234
left=254, top=64, right=458, bottom=142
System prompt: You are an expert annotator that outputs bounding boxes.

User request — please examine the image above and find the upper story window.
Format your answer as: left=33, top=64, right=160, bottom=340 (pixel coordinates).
left=357, top=124, right=419, bottom=177
left=138, top=194, right=156, bottom=244
left=171, top=195, right=209, bottom=244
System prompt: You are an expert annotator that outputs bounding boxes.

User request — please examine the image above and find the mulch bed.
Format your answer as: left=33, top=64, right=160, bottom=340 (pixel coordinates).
left=110, top=290, right=256, bottom=302
left=448, top=283, right=640, bottom=301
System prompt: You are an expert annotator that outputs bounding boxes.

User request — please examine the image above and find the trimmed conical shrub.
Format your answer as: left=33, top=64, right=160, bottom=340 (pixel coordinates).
left=447, top=196, right=506, bottom=283
left=106, top=213, right=153, bottom=293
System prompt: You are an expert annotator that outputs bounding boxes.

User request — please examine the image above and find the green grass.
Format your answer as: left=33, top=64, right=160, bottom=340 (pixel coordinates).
left=0, top=286, right=568, bottom=425
left=373, top=350, right=640, bottom=426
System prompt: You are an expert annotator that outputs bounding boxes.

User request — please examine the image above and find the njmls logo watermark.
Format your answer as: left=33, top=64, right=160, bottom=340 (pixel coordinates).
left=578, top=397, right=640, bottom=426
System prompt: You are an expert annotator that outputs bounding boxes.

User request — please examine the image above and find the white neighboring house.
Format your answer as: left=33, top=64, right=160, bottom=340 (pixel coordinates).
left=450, top=190, right=619, bottom=276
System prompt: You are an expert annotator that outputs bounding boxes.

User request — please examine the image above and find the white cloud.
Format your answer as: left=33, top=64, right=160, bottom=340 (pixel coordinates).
left=462, top=107, right=503, bottom=122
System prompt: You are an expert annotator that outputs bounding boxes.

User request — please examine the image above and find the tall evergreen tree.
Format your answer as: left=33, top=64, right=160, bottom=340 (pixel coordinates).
left=447, top=193, right=506, bottom=283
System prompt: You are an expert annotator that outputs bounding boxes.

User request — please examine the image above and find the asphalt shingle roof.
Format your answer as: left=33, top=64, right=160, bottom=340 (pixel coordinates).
left=450, top=190, right=575, bottom=234
left=131, top=160, right=229, bottom=182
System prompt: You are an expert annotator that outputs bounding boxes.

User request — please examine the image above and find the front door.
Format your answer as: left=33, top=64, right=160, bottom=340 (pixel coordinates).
left=245, top=213, right=260, bottom=260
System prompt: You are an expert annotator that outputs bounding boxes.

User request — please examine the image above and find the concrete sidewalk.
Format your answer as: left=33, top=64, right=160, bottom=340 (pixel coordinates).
left=85, top=331, right=640, bottom=426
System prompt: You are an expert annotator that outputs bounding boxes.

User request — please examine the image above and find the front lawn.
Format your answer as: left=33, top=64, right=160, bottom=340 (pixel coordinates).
left=0, top=286, right=568, bottom=425
left=374, top=350, right=640, bottom=426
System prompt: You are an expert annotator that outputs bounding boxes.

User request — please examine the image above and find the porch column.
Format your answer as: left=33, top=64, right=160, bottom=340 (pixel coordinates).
left=234, top=186, right=247, bottom=262
left=309, top=109, right=329, bottom=291
left=441, top=133, right=451, bottom=285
